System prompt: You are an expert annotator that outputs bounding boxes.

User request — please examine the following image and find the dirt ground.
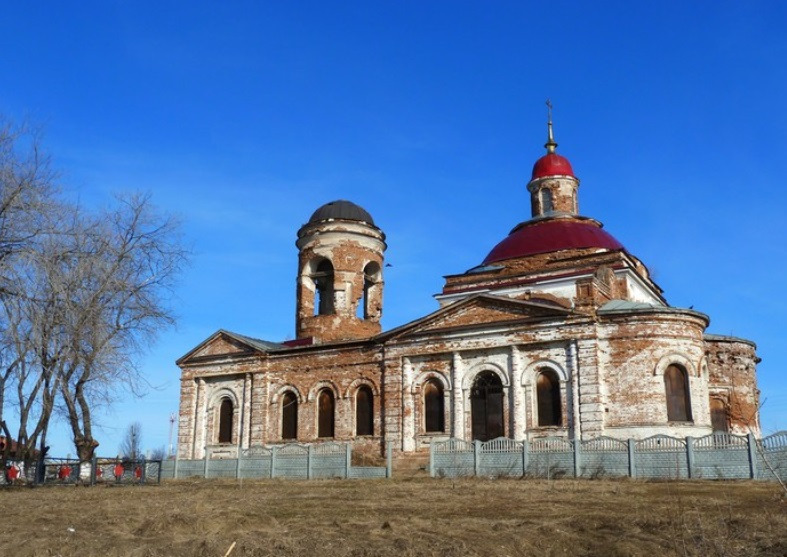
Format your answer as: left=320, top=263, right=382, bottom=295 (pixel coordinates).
left=0, top=477, right=784, bottom=557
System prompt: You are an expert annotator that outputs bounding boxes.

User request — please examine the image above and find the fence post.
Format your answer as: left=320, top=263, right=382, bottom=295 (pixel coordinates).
left=345, top=444, right=351, bottom=479
left=523, top=439, right=529, bottom=476
left=429, top=441, right=436, bottom=478
left=307, top=445, right=314, bottom=479
left=140, top=458, right=147, bottom=484
left=573, top=439, right=581, bottom=478
left=157, top=459, right=162, bottom=484
left=174, top=450, right=179, bottom=479
left=386, top=442, right=393, bottom=478
left=90, top=456, right=98, bottom=486
left=204, top=448, right=210, bottom=479
left=473, top=440, right=481, bottom=477
left=747, top=433, right=758, bottom=479
left=685, top=437, right=694, bottom=479
left=236, top=448, right=243, bottom=479
left=271, top=446, right=277, bottom=478
left=627, top=439, right=636, bottom=478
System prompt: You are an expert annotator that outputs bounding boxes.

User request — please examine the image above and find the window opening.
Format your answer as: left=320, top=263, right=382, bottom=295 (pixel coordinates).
left=313, top=259, right=334, bottom=316
left=356, top=386, right=374, bottom=436
left=665, top=364, right=692, bottom=422
left=710, top=398, right=728, bottom=432
left=282, top=391, right=298, bottom=440
left=540, top=189, right=554, bottom=213
left=218, top=398, right=233, bottom=443
left=536, top=369, right=562, bottom=427
left=318, top=389, right=335, bottom=438
left=471, top=371, right=504, bottom=441
left=423, top=379, right=445, bottom=433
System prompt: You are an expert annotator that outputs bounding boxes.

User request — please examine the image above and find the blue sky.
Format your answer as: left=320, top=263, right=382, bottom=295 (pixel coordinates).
left=1, top=1, right=785, bottom=456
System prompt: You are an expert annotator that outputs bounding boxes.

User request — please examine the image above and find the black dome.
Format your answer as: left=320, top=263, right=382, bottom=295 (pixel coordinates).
left=308, top=200, right=375, bottom=225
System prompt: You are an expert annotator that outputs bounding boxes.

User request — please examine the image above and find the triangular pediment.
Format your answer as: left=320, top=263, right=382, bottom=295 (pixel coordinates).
left=383, top=294, right=572, bottom=340
left=177, top=330, right=267, bottom=365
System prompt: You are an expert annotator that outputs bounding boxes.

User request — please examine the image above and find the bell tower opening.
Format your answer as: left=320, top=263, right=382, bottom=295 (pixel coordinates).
left=295, top=200, right=386, bottom=343
left=313, top=259, right=335, bottom=316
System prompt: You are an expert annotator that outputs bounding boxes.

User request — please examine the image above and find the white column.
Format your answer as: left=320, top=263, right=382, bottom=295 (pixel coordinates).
left=190, top=378, right=201, bottom=459
left=511, top=345, right=525, bottom=440
left=195, top=378, right=207, bottom=459
left=569, top=340, right=582, bottom=441
left=402, top=358, right=415, bottom=451
left=242, top=373, right=252, bottom=448
left=451, top=352, right=464, bottom=439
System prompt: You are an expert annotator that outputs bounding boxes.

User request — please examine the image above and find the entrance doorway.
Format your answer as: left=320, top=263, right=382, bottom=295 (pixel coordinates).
left=471, top=371, right=504, bottom=441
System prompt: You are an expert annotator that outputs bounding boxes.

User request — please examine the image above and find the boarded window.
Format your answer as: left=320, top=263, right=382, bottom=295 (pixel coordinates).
left=423, top=379, right=445, bottom=433
left=537, top=369, right=562, bottom=427
left=665, top=364, right=692, bottom=422
left=318, top=389, right=335, bottom=438
left=540, top=189, right=554, bottom=213
left=710, top=398, right=729, bottom=432
left=471, top=371, right=504, bottom=441
left=313, top=259, right=334, bottom=315
left=218, top=398, right=233, bottom=443
left=356, top=386, right=374, bottom=436
left=282, top=391, right=298, bottom=440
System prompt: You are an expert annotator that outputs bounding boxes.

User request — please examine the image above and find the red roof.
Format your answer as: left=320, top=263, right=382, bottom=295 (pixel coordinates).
left=531, top=153, right=575, bottom=179
left=482, top=219, right=624, bottom=265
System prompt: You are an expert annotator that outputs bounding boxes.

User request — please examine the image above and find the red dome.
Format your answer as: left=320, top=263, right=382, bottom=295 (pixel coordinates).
left=531, top=153, right=575, bottom=180
left=482, top=219, right=624, bottom=265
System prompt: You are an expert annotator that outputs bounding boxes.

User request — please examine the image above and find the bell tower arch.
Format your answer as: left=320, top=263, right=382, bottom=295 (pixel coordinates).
left=295, top=200, right=386, bottom=343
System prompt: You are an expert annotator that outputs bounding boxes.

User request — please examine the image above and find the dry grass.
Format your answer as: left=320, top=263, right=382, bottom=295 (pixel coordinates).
left=1, top=477, right=784, bottom=556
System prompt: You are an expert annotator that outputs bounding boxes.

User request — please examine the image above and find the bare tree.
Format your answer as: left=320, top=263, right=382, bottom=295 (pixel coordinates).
left=119, top=421, right=143, bottom=460
left=0, top=120, right=58, bottom=469
left=0, top=117, right=188, bottom=467
left=55, top=194, right=187, bottom=461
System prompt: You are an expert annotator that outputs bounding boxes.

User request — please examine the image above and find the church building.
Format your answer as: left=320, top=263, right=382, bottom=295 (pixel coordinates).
left=176, top=118, right=760, bottom=460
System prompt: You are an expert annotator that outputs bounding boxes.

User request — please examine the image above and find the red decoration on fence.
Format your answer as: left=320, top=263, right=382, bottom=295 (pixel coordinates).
left=134, top=466, right=142, bottom=480
left=57, top=465, right=71, bottom=480
left=7, top=465, right=20, bottom=481
left=113, top=464, right=124, bottom=479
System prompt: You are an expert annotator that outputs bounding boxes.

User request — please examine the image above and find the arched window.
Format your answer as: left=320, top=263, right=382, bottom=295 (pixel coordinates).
left=355, top=386, right=374, bottom=436
left=536, top=369, right=562, bottom=427
left=540, top=189, right=554, bottom=213
left=313, top=259, right=334, bottom=316
left=282, top=391, right=298, bottom=440
left=710, top=398, right=728, bottom=432
left=218, top=398, right=233, bottom=443
left=471, top=371, right=504, bottom=440
left=359, top=262, right=381, bottom=320
left=664, top=364, right=692, bottom=422
left=317, top=389, right=335, bottom=438
left=423, top=379, right=445, bottom=433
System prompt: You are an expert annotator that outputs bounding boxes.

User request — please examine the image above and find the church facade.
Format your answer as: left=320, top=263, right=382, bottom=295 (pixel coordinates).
left=176, top=123, right=760, bottom=460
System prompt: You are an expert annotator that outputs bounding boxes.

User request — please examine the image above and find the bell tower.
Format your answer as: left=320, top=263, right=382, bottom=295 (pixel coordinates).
left=527, top=100, right=580, bottom=217
left=295, top=200, right=386, bottom=343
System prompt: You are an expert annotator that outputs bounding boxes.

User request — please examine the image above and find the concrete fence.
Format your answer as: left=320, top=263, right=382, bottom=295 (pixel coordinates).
left=430, top=431, right=787, bottom=481
left=161, top=442, right=393, bottom=480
